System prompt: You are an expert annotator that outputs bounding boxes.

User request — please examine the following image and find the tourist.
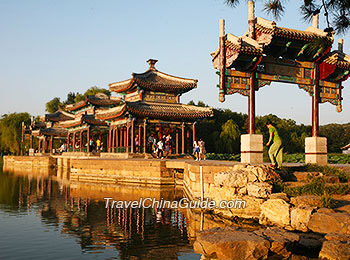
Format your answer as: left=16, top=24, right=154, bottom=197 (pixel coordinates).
left=199, top=138, right=206, bottom=161
left=135, top=134, right=139, bottom=152
left=164, top=139, right=170, bottom=159
left=89, top=139, right=94, bottom=152
left=96, top=138, right=101, bottom=151
left=58, top=143, right=66, bottom=153
left=147, top=133, right=155, bottom=153
left=266, top=121, right=283, bottom=169
left=157, top=139, right=164, bottom=159
left=193, top=140, right=200, bottom=161
left=166, top=133, right=172, bottom=152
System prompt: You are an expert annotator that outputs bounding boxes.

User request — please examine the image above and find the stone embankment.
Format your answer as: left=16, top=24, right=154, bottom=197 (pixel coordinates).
left=191, top=165, right=350, bottom=260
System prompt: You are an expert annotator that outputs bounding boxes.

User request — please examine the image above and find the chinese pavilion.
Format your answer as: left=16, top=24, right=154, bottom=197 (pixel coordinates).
left=26, top=59, right=213, bottom=156
left=212, top=0, right=350, bottom=165
left=101, top=59, right=213, bottom=154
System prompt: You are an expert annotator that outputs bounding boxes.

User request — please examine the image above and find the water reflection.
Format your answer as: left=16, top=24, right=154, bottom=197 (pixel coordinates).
left=0, top=170, right=199, bottom=260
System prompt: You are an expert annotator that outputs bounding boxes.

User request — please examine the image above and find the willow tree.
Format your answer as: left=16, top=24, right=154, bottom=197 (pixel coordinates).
left=225, top=0, right=350, bottom=35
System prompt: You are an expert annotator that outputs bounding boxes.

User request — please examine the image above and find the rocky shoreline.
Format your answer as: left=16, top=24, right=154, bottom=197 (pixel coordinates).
left=192, top=165, right=350, bottom=260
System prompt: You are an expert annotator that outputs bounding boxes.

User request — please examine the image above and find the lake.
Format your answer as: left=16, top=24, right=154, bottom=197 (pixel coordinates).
left=0, top=169, right=201, bottom=260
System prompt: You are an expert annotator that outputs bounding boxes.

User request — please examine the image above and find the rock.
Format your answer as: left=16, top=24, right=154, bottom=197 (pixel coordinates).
left=269, top=192, right=290, bottom=202
left=319, top=240, right=350, bottom=260
left=290, top=195, right=322, bottom=208
left=298, top=232, right=324, bottom=250
left=211, top=195, right=265, bottom=219
left=290, top=206, right=315, bottom=232
left=325, top=233, right=350, bottom=242
left=247, top=182, right=273, bottom=198
left=260, top=199, right=291, bottom=227
left=254, top=227, right=299, bottom=258
left=308, top=211, right=350, bottom=234
left=193, top=227, right=270, bottom=260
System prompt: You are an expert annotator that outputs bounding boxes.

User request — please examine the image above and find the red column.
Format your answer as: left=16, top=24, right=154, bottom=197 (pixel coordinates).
left=66, top=133, right=70, bottom=150
left=44, top=137, right=47, bottom=153
left=49, top=137, right=53, bottom=153
left=38, top=138, right=41, bottom=153
left=187, top=128, right=190, bottom=153
left=30, top=134, right=33, bottom=149
left=143, top=120, right=147, bottom=153
left=181, top=123, right=185, bottom=154
left=159, top=124, right=162, bottom=140
left=116, top=127, right=119, bottom=150
left=80, top=130, right=83, bottom=152
left=112, top=126, right=115, bottom=153
left=124, top=127, right=127, bottom=152
left=108, top=126, right=112, bottom=152
left=126, top=123, right=129, bottom=153
left=87, top=127, right=90, bottom=153
left=249, top=72, right=256, bottom=134
left=312, top=63, right=320, bottom=137
left=131, top=120, right=134, bottom=153
left=192, top=122, right=196, bottom=144
left=176, top=129, right=179, bottom=155
left=138, top=125, right=141, bottom=152
left=73, top=132, right=76, bottom=152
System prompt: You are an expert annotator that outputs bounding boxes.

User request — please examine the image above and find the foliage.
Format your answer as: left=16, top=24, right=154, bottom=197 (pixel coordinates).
left=0, top=113, right=31, bottom=155
left=45, top=87, right=111, bottom=113
left=45, top=97, right=63, bottom=113
left=321, top=193, right=336, bottom=209
left=206, top=153, right=241, bottom=161
left=283, top=153, right=350, bottom=165
left=74, top=86, right=111, bottom=103
left=225, top=0, right=350, bottom=34
left=219, top=120, right=241, bottom=154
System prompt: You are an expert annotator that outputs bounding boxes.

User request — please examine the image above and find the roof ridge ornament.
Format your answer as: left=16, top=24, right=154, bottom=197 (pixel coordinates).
left=147, top=59, right=158, bottom=70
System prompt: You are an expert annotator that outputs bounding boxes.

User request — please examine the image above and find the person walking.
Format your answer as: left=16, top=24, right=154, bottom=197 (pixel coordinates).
left=157, top=139, right=164, bottom=159
left=199, top=139, right=206, bottom=161
left=266, top=121, right=283, bottom=169
left=193, top=140, right=200, bottom=161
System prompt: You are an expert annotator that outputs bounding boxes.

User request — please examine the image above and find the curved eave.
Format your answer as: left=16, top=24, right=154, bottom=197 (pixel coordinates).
left=95, top=105, right=127, bottom=120
left=126, top=102, right=213, bottom=120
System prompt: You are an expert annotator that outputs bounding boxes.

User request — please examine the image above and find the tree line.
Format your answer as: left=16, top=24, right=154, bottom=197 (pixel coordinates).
left=0, top=99, right=349, bottom=156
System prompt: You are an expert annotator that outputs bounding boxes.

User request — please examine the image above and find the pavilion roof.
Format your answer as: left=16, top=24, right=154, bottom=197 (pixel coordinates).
left=95, top=101, right=214, bottom=121
left=127, top=101, right=213, bottom=120
left=254, top=17, right=331, bottom=43
left=211, top=17, right=334, bottom=70
left=65, top=95, right=122, bottom=112
left=59, top=114, right=108, bottom=128
left=109, top=59, right=197, bottom=95
left=40, top=127, right=68, bottom=137
left=44, top=110, right=75, bottom=122
left=322, top=51, right=350, bottom=69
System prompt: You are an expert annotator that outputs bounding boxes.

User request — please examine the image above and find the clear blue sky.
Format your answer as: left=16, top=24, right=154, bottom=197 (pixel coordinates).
left=0, top=0, right=349, bottom=125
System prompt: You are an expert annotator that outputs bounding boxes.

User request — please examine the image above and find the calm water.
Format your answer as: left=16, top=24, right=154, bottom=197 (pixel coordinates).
left=0, top=169, right=201, bottom=260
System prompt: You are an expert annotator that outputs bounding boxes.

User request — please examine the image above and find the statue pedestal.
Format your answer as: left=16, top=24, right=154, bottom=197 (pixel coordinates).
left=241, top=134, right=263, bottom=164
left=305, top=137, right=327, bottom=165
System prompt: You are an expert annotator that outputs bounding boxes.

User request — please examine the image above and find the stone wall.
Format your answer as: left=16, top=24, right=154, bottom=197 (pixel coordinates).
left=3, top=156, right=56, bottom=176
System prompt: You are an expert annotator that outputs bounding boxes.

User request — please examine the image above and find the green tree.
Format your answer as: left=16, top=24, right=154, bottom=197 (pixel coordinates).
left=74, top=86, right=111, bottom=103
left=225, top=0, right=350, bottom=35
left=0, top=113, right=31, bottom=155
left=219, top=119, right=241, bottom=154
left=65, top=92, right=76, bottom=105
left=45, top=97, right=62, bottom=113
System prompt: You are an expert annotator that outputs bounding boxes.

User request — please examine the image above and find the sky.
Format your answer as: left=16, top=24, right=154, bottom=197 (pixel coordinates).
left=0, top=0, right=349, bottom=125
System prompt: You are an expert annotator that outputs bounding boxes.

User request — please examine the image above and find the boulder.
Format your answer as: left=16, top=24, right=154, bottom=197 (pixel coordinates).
left=290, top=206, right=315, bottom=232
left=269, top=192, right=290, bottom=202
left=260, top=199, right=291, bottom=227
left=193, top=227, right=270, bottom=260
left=254, top=228, right=299, bottom=258
left=290, top=195, right=322, bottom=208
left=319, top=240, right=350, bottom=260
left=247, top=182, right=273, bottom=198
left=308, top=210, right=350, bottom=234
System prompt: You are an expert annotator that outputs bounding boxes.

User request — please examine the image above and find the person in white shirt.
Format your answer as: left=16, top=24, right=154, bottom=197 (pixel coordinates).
left=157, top=139, right=164, bottom=159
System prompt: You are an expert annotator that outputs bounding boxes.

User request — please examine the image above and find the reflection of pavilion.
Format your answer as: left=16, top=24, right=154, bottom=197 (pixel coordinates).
left=24, top=59, right=213, bottom=156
